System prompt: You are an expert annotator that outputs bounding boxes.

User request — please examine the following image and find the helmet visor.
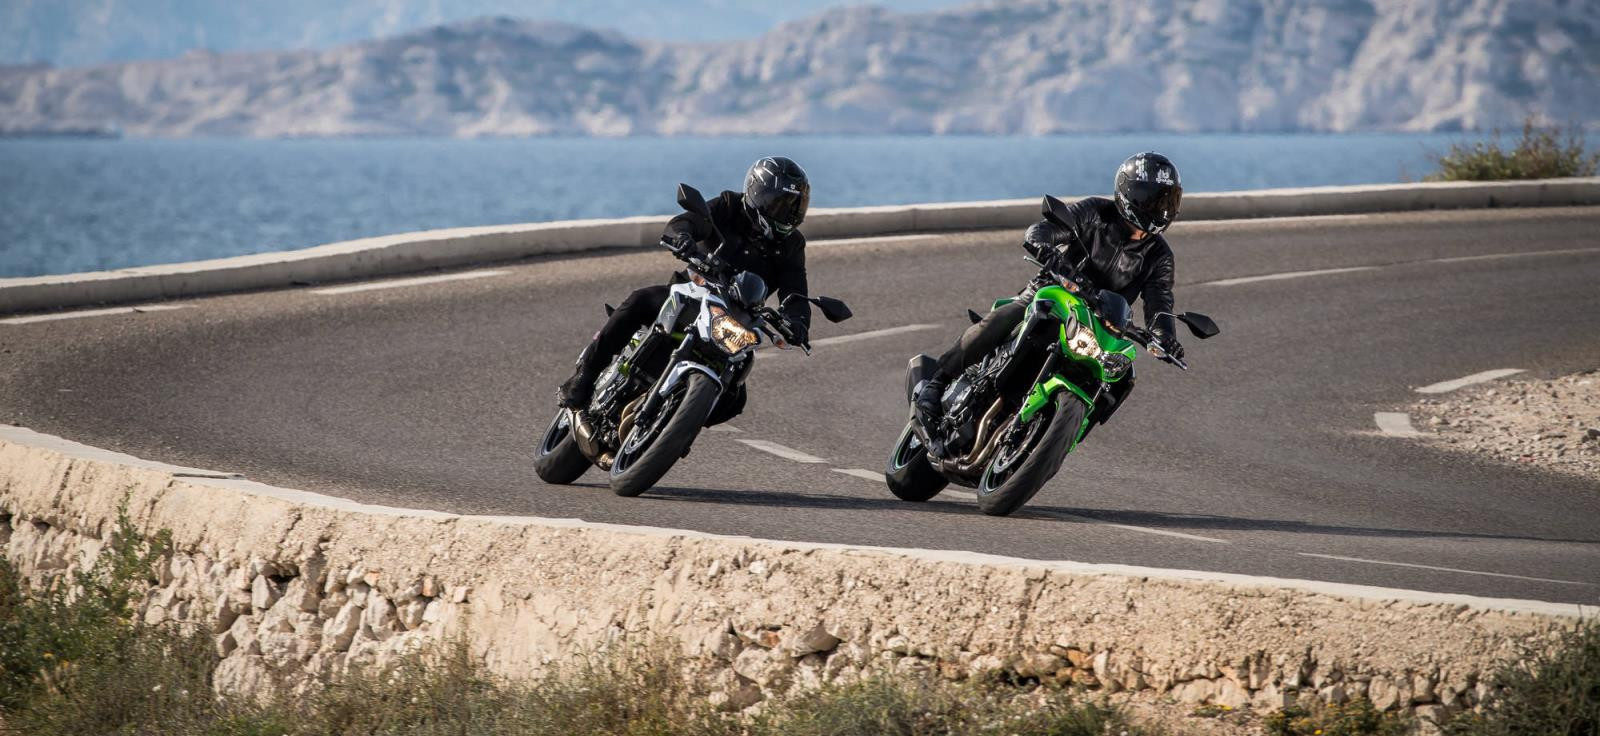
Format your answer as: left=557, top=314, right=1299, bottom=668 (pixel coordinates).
left=751, top=188, right=809, bottom=232
left=1122, top=181, right=1181, bottom=232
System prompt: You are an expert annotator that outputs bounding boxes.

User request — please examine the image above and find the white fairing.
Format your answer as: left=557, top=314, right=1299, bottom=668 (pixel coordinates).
left=650, top=279, right=752, bottom=397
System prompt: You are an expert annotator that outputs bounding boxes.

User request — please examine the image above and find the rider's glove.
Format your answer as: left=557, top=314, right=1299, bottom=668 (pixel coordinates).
left=1153, top=329, right=1185, bottom=361
left=666, top=232, right=694, bottom=255
left=788, top=322, right=809, bottom=348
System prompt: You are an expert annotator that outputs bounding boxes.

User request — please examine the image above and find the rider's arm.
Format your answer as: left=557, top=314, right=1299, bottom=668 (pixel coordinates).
left=662, top=208, right=718, bottom=258
left=1140, top=245, right=1178, bottom=341
left=774, top=234, right=812, bottom=341
left=1023, top=218, right=1093, bottom=294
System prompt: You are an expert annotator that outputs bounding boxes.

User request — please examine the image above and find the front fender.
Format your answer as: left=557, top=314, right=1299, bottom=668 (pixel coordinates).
left=657, top=360, right=722, bottom=397
left=1019, top=375, right=1094, bottom=424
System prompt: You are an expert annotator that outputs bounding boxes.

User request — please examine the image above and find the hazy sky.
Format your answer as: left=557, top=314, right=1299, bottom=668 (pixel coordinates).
left=2, top=0, right=967, bottom=66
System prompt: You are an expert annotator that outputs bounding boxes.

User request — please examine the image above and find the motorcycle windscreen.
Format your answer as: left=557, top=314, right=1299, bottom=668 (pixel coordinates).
left=732, top=271, right=769, bottom=307
left=1095, top=290, right=1133, bottom=332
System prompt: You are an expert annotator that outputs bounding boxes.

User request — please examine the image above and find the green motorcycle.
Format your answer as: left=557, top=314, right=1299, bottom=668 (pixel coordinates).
left=886, top=196, right=1220, bottom=516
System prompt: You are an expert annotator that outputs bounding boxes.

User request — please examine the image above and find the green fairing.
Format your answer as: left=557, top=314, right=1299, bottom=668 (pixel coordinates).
left=1013, top=285, right=1140, bottom=437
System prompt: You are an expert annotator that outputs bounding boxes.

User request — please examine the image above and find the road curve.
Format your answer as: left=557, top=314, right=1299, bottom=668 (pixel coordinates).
left=4, top=207, right=1599, bottom=604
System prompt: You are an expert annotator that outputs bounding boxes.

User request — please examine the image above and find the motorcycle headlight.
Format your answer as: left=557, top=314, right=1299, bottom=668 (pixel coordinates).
left=1066, top=325, right=1103, bottom=359
left=1100, top=352, right=1132, bottom=379
left=709, top=306, right=758, bottom=354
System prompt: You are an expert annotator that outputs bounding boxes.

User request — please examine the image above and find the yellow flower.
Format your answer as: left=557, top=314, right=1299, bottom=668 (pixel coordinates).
left=42, top=652, right=53, bottom=659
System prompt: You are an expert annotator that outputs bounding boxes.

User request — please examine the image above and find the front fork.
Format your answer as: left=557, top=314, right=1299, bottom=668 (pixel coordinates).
left=634, top=334, right=732, bottom=425
left=1017, top=350, right=1101, bottom=448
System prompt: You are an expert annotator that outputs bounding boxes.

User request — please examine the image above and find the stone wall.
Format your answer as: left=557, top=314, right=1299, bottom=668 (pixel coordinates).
left=0, top=425, right=1580, bottom=724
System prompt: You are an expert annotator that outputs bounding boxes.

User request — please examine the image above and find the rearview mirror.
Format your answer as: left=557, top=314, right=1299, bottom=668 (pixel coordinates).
left=1041, top=195, right=1072, bottom=228
left=1178, top=312, right=1220, bottom=339
left=676, top=183, right=711, bottom=218
left=811, top=296, right=853, bottom=323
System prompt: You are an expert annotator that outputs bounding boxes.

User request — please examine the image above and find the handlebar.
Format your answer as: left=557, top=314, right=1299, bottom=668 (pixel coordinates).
left=1122, top=324, right=1188, bottom=371
left=661, top=237, right=813, bottom=355
left=753, top=305, right=811, bottom=355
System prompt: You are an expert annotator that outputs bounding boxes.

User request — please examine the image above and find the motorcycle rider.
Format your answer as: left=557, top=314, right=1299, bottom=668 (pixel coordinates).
left=557, top=156, right=813, bottom=420
left=914, top=152, right=1184, bottom=456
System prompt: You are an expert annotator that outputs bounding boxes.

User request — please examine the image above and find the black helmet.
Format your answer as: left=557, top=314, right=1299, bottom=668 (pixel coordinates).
left=743, top=156, right=810, bottom=239
left=1113, top=152, right=1182, bottom=236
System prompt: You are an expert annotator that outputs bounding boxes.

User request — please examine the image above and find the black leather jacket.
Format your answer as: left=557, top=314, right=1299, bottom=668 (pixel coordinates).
left=1021, top=196, right=1177, bottom=339
left=663, top=190, right=811, bottom=335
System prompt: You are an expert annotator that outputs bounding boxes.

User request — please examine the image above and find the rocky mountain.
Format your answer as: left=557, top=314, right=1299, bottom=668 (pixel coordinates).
left=0, top=0, right=958, bottom=65
left=2, top=0, right=1595, bottom=137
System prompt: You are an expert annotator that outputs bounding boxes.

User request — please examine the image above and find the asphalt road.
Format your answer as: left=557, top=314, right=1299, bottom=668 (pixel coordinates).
left=4, top=207, right=1600, bottom=604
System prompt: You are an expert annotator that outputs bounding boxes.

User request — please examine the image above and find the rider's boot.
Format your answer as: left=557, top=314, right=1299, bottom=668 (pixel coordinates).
left=913, top=376, right=949, bottom=458
left=557, top=340, right=605, bottom=409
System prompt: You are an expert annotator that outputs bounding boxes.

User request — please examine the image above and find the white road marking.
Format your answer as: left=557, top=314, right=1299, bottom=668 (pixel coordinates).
left=1298, top=553, right=1595, bottom=587
left=706, top=424, right=743, bottom=433
left=1374, top=412, right=1424, bottom=438
left=735, top=439, right=829, bottom=464
left=808, top=323, right=942, bottom=348
left=1035, top=509, right=1231, bottom=543
left=0, top=304, right=187, bottom=325
left=811, top=234, right=941, bottom=247
left=310, top=269, right=509, bottom=295
left=1425, top=247, right=1600, bottom=265
left=1198, top=266, right=1377, bottom=287
left=1416, top=369, right=1524, bottom=394
left=1196, top=247, right=1600, bottom=291
left=1187, top=213, right=1375, bottom=226
left=832, top=468, right=885, bottom=482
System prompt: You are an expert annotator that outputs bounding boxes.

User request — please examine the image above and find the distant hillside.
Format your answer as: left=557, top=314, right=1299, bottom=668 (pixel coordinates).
left=0, top=0, right=959, bottom=65
left=2, top=0, right=1595, bottom=137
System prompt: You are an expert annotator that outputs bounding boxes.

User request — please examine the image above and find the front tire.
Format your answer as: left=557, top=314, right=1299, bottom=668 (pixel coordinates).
left=885, top=421, right=948, bottom=502
left=608, top=372, right=721, bottom=497
left=976, top=392, right=1086, bottom=516
left=534, top=409, right=592, bottom=484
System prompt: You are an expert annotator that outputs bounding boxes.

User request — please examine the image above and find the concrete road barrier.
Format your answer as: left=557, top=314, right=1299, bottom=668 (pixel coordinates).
left=3, top=178, right=1597, bottom=315
left=0, top=425, right=1579, bottom=719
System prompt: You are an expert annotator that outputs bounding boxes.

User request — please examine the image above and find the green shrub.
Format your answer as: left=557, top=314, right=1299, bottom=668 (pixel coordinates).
left=1427, top=118, right=1598, bottom=181
left=299, top=643, right=740, bottom=736
left=0, top=501, right=172, bottom=714
left=1264, top=698, right=1410, bottom=736
left=750, top=675, right=1146, bottom=736
left=1445, top=620, right=1600, bottom=736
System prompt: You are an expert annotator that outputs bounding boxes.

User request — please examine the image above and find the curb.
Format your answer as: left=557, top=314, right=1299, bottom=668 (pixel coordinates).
left=4, top=177, right=1597, bottom=315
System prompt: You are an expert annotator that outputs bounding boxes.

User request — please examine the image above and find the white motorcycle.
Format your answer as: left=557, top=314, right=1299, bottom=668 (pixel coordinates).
left=535, top=184, right=853, bottom=496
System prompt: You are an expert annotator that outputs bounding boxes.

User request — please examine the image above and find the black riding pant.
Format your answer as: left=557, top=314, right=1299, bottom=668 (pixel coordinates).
left=578, top=284, right=670, bottom=379
left=934, top=302, right=1027, bottom=379
left=933, top=301, right=1133, bottom=424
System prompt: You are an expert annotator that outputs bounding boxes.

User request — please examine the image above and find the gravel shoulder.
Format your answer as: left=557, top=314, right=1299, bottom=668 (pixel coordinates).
left=1414, top=370, right=1600, bottom=484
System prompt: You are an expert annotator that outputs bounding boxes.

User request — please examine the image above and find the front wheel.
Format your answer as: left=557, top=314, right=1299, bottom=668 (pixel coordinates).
left=608, top=372, right=721, bottom=497
left=534, top=409, right=592, bottom=484
left=885, top=421, right=948, bottom=502
left=976, top=392, right=1087, bottom=516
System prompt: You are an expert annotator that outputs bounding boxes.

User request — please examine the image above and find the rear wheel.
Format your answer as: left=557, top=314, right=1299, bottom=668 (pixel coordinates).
left=533, top=409, right=592, bottom=484
left=976, top=392, right=1086, bottom=516
left=608, top=372, right=721, bottom=497
left=885, top=421, right=948, bottom=502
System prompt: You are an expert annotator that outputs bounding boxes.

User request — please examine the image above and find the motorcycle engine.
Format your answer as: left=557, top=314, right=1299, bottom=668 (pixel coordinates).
left=941, top=378, right=972, bottom=414
left=590, top=357, right=626, bottom=410
left=941, top=378, right=977, bottom=452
